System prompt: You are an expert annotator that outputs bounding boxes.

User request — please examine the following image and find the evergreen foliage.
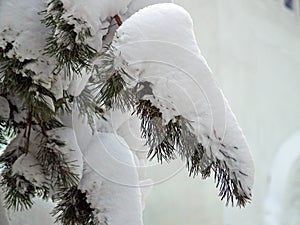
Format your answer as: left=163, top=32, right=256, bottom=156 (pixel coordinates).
left=0, top=1, right=253, bottom=225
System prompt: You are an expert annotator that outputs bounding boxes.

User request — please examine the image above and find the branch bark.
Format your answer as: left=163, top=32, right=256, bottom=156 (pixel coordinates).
left=24, top=110, right=32, bottom=154
left=114, top=15, right=122, bottom=26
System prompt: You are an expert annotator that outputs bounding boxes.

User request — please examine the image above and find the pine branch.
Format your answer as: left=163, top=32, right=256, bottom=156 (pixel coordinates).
left=37, top=135, right=79, bottom=189
left=41, top=0, right=97, bottom=76
left=0, top=120, right=16, bottom=147
left=84, top=44, right=251, bottom=206
left=36, top=116, right=48, bottom=137
left=55, top=91, right=73, bottom=115
left=24, top=110, right=33, bottom=154
left=52, top=186, right=101, bottom=225
left=90, top=46, right=135, bottom=110
left=55, top=88, right=105, bottom=131
left=0, top=43, right=58, bottom=141
left=134, top=99, right=176, bottom=162
left=73, top=87, right=106, bottom=129
left=0, top=135, right=49, bottom=211
left=1, top=172, right=49, bottom=211
left=0, top=53, right=56, bottom=124
left=134, top=99, right=251, bottom=207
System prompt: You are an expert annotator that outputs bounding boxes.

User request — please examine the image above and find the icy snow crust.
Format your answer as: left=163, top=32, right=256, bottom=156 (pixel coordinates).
left=113, top=3, right=254, bottom=198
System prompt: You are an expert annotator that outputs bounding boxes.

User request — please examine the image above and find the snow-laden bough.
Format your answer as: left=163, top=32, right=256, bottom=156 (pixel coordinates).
left=105, top=3, right=255, bottom=206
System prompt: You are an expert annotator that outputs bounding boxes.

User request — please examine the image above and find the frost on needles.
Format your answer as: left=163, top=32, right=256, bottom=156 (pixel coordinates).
left=0, top=1, right=254, bottom=225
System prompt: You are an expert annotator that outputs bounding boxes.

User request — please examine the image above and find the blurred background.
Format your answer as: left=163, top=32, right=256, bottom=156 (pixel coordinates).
left=144, top=0, right=300, bottom=225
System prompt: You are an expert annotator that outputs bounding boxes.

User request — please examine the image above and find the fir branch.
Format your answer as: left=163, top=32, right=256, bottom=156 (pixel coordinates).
left=41, top=0, right=97, bottom=76
left=52, top=186, right=100, bottom=225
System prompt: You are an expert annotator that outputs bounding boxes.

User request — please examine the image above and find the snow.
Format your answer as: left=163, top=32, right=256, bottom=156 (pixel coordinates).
left=109, top=111, right=148, bottom=157
left=7, top=198, right=56, bottom=225
left=50, top=75, right=64, bottom=100
left=60, top=0, right=131, bottom=23
left=56, top=0, right=131, bottom=52
left=112, top=3, right=254, bottom=199
left=47, top=127, right=84, bottom=181
left=79, top=133, right=143, bottom=225
left=0, top=0, right=56, bottom=90
left=67, top=71, right=91, bottom=97
left=0, top=189, right=10, bottom=225
left=0, top=0, right=46, bottom=60
left=71, top=109, right=94, bottom=151
left=71, top=107, right=150, bottom=224
left=122, top=0, right=174, bottom=18
left=24, top=57, right=56, bottom=90
left=12, top=153, right=47, bottom=187
left=5, top=134, right=25, bottom=154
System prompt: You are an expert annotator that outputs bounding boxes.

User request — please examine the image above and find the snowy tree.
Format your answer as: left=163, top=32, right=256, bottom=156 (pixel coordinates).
left=0, top=1, right=254, bottom=225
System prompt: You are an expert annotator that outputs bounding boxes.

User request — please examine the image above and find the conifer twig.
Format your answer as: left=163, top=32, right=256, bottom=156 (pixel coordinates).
left=35, top=116, right=48, bottom=137
left=24, top=110, right=32, bottom=154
